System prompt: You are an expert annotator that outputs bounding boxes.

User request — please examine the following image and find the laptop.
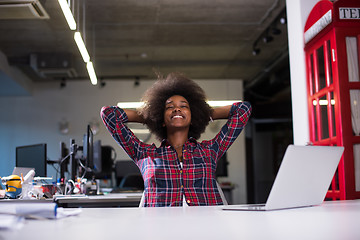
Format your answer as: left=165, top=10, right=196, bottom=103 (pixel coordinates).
left=12, top=167, right=34, bottom=177
left=223, top=145, right=344, bottom=211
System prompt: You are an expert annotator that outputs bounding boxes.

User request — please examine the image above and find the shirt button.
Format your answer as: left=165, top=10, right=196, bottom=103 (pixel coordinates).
left=181, top=185, right=184, bottom=188
left=187, top=200, right=191, bottom=204
left=180, top=170, right=183, bottom=174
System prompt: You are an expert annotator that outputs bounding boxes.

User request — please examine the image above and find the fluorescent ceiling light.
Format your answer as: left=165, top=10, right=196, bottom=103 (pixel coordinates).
left=117, top=100, right=241, bottom=109
left=117, top=102, right=145, bottom=109
left=207, top=100, right=241, bottom=107
left=131, top=129, right=150, bottom=134
left=58, top=0, right=76, bottom=30
left=74, top=32, right=90, bottom=63
left=86, top=62, right=97, bottom=85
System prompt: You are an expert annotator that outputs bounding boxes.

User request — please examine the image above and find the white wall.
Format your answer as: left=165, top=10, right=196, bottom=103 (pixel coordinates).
left=286, top=0, right=319, bottom=145
left=0, top=78, right=247, bottom=204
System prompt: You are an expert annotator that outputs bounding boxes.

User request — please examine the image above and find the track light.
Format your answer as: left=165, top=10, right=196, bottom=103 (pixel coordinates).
left=252, top=40, right=260, bottom=56
left=251, top=8, right=285, bottom=57
left=271, top=27, right=281, bottom=35
left=100, top=80, right=106, bottom=88
left=252, top=47, right=260, bottom=56
left=263, top=35, right=273, bottom=43
left=280, top=17, right=287, bottom=25
left=60, top=79, right=66, bottom=88
left=134, top=76, right=140, bottom=86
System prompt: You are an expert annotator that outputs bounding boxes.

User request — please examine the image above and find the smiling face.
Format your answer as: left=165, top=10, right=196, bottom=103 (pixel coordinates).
left=163, top=95, right=192, bottom=131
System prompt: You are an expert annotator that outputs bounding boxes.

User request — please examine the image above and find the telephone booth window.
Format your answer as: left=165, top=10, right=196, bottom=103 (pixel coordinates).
left=350, top=90, right=360, bottom=136
left=347, top=35, right=360, bottom=194
left=346, top=37, right=359, bottom=83
left=310, top=54, right=316, bottom=95
left=330, top=92, right=336, bottom=137
left=348, top=38, right=360, bottom=137
left=312, top=100, right=319, bottom=141
left=354, top=144, right=360, bottom=191
left=327, top=40, right=333, bottom=85
left=320, top=95, right=329, bottom=139
left=317, top=46, right=326, bottom=90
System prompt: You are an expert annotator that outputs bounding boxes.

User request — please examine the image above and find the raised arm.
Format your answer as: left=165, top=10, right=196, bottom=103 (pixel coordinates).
left=208, top=101, right=252, bottom=160
left=124, top=109, right=145, bottom=123
left=100, top=106, right=148, bottom=162
left=210, top=105, right=232, bottom=120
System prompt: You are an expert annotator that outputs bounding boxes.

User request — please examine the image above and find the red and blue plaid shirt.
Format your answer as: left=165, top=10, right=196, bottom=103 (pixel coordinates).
left=101, top=102, right=251, bottom=207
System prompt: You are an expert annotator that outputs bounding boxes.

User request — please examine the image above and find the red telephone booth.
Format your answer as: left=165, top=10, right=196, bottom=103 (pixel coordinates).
left=304, top=0, right=360, bottom=200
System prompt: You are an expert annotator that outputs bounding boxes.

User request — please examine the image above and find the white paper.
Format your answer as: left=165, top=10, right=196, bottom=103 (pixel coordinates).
left=0, top=202, right=81, bottom=222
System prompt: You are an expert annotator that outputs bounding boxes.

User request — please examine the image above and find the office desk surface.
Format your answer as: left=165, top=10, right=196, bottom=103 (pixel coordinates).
left=1, top=200, right=360, bottom=240
left=55, top=192, right=142, bottom=208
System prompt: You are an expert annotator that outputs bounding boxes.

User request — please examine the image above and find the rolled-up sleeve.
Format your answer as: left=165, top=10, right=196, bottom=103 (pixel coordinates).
left=208, top=101, right=252, bottom=161
left=100, top=106, right=144, bottom=162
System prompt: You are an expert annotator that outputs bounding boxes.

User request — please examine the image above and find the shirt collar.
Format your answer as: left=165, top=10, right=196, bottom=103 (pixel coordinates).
left=160, top=137, right=197, bottom=151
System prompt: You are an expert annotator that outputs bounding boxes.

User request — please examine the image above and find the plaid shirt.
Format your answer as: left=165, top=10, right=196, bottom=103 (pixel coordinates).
left=101, top=102, right=251, bottom=207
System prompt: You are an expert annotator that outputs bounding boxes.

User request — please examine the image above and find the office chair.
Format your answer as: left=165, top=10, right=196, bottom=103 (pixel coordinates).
left=119, top=174, right=144, bottom=190
left=216, top=181, right=228, bottom=205
left=138, top=181, right=228, bottom=207
left=114, top=160, right=141, bottom=187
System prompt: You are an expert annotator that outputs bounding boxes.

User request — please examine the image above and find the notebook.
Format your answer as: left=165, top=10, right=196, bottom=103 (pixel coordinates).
left=223, top=145, right=344, bottom=211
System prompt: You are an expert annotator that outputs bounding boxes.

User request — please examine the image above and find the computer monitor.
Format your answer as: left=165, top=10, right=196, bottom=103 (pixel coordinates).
left=59, top=141, right=69, bottom=180
left=94, top=145, right=116, bottom=180
left=83, top=125, right=94, bottom=169
left=93, top=140, right=102, bottom=173
left=16, top=143, right=47, bottom=177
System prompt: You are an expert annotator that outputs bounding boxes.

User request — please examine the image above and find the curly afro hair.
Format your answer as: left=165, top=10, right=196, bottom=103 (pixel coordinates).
left=139, top=72, right=212, bottom=141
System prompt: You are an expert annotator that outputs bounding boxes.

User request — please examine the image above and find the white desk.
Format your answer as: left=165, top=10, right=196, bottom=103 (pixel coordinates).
left=1, top=200, right=360, bottom=240
left=54, top=192, right=142, bottom=208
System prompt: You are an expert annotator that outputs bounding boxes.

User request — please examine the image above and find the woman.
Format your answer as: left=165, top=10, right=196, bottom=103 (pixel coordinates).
left=101, top=73, right=251, bottom=207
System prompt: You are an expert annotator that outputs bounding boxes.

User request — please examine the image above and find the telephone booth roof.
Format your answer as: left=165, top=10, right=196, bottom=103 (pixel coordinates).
left=304, top=0, right=360, bottom=45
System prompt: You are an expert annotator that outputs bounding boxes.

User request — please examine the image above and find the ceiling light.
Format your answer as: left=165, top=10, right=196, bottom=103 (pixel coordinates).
left=74, top=32, right=90, bottom=63
left=117, top=100, right=242, bottom=109
left=252, top=48, right=260, bottom=56
left=279, top=17, right=287, bottom=25
left=263, top=35, right=274, bottom=43
left=86, top=62, right=97, bottom=85
left=117, top=102, right=145, bottom=109
left=271, top=27, right=282, bottom=35
left=60, top=79, right=66, bottom=88
left=58, top=0, right=76, bottom=30
left=207, top=100, right=241, bottom=107
left=131, top=129, right=150, bottom=134
left=100, top=79, right=106, bottom=88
